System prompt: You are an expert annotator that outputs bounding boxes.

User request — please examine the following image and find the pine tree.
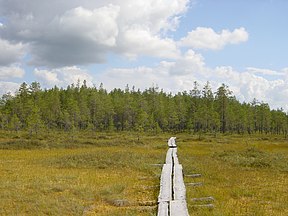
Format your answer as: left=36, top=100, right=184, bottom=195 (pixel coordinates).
left=9, top=114, right=21, bottom=132
left=0, top=80, right=287, bottom=135
left=215, top=84, right=232, bottom=133
left=27, top=106, right=44, bottom=135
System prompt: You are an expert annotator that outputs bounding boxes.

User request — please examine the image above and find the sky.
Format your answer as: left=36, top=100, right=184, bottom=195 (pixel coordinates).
left=0, top=0, right=288, bottom=110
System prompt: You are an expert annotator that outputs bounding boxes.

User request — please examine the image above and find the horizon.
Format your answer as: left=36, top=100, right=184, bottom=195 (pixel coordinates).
left=5, top=79, right=286, bottom=112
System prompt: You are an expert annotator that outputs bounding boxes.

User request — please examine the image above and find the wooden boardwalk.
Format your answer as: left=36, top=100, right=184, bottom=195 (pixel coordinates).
left=157, top=137, right=189, bottom=216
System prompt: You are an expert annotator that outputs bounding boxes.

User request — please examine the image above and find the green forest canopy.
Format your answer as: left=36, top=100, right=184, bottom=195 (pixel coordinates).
left=0, top=81, right=287, bottom=135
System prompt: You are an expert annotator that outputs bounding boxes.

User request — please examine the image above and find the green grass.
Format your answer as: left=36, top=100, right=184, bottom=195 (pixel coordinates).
left=0, top=131, right=288, bottom=215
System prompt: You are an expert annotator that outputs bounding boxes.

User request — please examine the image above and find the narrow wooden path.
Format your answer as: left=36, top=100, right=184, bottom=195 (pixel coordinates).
left=157, top=137, right=189, bottom=216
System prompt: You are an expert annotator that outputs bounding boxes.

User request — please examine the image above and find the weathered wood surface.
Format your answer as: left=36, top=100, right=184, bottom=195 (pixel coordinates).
left=191, top=196, right=215, bottom=202
left=157, top=201, right=169, bottom=216
left=165, top=148, right=173, bottom=164
left=158, top=164, right=172, bottom=202
left=157, top=137, right=189, bottom=216
left=173, top=164, right=186, bottom=201
left=172, top=148, right=179, bottom=164
left=185, top=174, right=202, bottom=178
left=170, top=200, right=189, bottom=216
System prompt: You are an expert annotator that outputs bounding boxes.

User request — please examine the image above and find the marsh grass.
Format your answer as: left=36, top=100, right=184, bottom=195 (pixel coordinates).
left=0, top=130, right=169, bottom=150
left=0, top=131, right=288, bottom=215
left=213, top=147, right=288, bottom=171
left=0, top=131, right=168, bottom=215
left=47, top=149, right=154, bottom=168
left=178, top=134, right=288, bottom=216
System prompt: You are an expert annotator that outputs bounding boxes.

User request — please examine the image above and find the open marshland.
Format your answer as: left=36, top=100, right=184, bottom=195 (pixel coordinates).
left=0, top=131, right=287, bottom=215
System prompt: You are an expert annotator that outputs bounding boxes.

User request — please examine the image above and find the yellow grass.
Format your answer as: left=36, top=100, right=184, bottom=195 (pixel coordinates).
left=179, top=134, right=288, bottom=216
left=0, top=131, right=287, bottom=215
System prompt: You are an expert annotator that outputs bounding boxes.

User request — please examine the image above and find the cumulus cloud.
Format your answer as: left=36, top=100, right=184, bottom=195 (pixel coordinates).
left=98, top=65, right=171, bottom=91
left=0, top=38, right=25, bottom=66
left=28, top=5, right=120, bottom=67
left=96, top=50, right=288, bottom=110
left=96, top=49, right=205, bottom=92
left=180, top=27, right=249, bottom=50
left=54, top=6, right=120, bottom=47
left=168, top=49, right=206, bottom=76
left=0, top=66, right=25, bottom=80
left=0, top=81, right=20, bottom=95
left=34, top=66, right=93, bottom=88
left=119, top=27, right=179, bottom=59
left=0, top=0, right=189, bottom=67
left=1, top=0, right=286, bottom=111
left=34, top=69, right=60, bottom=85
left=246, top=67, right=284, bottom=76
left=117, top=0, right=188, bottom=32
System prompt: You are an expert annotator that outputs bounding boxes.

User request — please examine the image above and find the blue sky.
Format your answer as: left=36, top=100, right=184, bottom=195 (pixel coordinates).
left=184, top=0, right=288, bottom=71
left=0, top=0, right=288, bottom=110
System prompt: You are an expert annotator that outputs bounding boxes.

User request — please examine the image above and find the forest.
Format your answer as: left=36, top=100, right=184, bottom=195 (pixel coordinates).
left=0, top=80, right=287, bottom=135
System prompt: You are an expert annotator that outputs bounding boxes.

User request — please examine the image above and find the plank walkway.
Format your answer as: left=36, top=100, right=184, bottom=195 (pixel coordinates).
left=157, top=137, right=189, bottom=216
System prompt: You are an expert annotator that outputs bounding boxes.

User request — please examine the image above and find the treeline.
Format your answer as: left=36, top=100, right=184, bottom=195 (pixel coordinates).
left=0, top=81, right=287, bottom=135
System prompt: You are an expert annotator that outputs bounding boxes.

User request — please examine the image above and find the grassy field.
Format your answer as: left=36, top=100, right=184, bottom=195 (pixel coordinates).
left=0, top=131, right=287, bottom=215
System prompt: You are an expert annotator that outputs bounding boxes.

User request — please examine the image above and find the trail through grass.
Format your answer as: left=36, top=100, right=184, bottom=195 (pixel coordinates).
left=0, top=131, right=288, bottom=215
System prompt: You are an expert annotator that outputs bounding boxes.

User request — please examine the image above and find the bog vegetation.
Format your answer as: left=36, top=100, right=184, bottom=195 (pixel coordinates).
left=0, top=132, right=287, bottom=215
left=0, top=81, right=287, bottom=135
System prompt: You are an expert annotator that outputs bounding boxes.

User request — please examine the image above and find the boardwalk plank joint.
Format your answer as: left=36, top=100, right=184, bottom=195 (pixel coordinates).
left=157, top=137, right=189, bottom=216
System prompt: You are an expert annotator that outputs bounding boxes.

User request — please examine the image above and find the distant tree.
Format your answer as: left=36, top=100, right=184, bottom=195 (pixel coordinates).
left=0, top=80, right=287, bottom=135
left=0, top=111, right=8, bottom=130
left=9, top=114, right=21, bottom=132
left=27, top=106, right=44, bottom=135
left=18, top=82, right=29, bottom=97
left=29, top=82, right=41, bottom=94
left=215, top=84, right=233, bottom=133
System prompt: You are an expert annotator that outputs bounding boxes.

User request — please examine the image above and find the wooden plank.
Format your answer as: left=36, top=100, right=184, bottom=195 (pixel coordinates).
left=158, top=137, right=189, bottom=216
left=173, top=164, right=186, bottom=201
left=157, top=202, right=169, bottom=216
left=187, top=182, right=203, bottom=187
left=185, top=174, right=201, bottom=178
left=165, top=148, right=173, bottom=164
left=172, top=148, right=179, bottom=164
left=191, top=196, right=215, bottom=202
left=158, top=164, right=172, bottom=202
left=170, top=200, right=189, bottom=216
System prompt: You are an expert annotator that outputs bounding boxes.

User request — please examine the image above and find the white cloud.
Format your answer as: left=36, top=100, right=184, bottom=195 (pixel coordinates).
left=34, top=66, right=93, bottom=88
left=169, top=49, right=205, bottom=75
left=0, top=66, right=25, bottom=80
left=52, top=5, right=119, bottom=47
left=119, top=27, right=179, bottom=59
left=96, top=50, right=205, bottom=93
left=28, top=5, right=120, bottom=67
left=266, top=79, right=288, bottom=110
left=246, top=67, right=284, bottom=76
left=98, top=66, right=182, bottom=93
left=180, top=27, right=249, bottom=50
left=0, top=38, right=25, bottom=66
left=118, top=0, right=189, bottom=33
left=0, top=0, right=189, bottom=66
left=34, top=69, right=60, bottom=84
left=95, top=50, right=288, bottom=110
left=1, top=0, right=287, bottom=111
left=0, top=81, right=20, bottom=95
